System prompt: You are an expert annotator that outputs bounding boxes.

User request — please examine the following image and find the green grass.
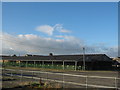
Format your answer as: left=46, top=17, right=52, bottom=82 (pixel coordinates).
left=3, top=62, right=84, bottom=70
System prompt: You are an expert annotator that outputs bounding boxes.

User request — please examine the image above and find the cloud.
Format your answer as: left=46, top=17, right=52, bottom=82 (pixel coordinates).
left=36, top=25, right=54, bottom=36
left=55, top=35, right=65, bottom=38
left=36, top=24, right=71, bottom=36
left=54, top=24, right=71, bottom=33
left=1, top=32, right=118, bottom=57
left=2, top=32, right=84, bottom=55
left=55, top=35, right=84, bottom=44
left=60, top=29, right=71, bottom=33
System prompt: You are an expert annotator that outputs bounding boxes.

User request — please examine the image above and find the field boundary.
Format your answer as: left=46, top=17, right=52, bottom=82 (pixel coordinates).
left=3, top=68, right=120, bottom=89
left=4, top=68, right=120, bottom=79
left=4, top=73, right=116, bottom=89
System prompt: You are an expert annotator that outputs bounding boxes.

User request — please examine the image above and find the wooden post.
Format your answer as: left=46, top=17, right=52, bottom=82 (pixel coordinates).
left=115, top=77, right=117, bottom=89
left=75, top=61, right=77, bottom=71
left=26, top=61, right=28, bottom=68
left=20, top=70, right=22, bottom=82
left=63, top=61, right=64, bottom=70
left=19, top=61, right=21, bottom=67
left=3, top=60, right=4, bottom=67
left=43, top=61, right=44, bottom=65
left=39, top=61, right=41, bottom=67
left=86, top=76, right=88, bottom=88
left=42, top=61, right=44, bottom=68
left=52, top=60, right=53, bottom=66
left=34, top=61, right=36, bottom=68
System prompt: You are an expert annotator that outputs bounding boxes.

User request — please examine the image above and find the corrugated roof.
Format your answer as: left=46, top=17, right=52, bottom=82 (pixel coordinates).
left=1, top=54, right=112, bottom=62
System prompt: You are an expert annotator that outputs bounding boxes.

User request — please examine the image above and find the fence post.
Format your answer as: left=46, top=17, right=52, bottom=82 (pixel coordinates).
left=39, top=71, right=42, bottom=83
left=63, top=61, right=64, bottom=70
left=11, top=70, right=13, bottom=77
left=62, top=73, right=64, bottom=88
left=75, top=61, right=77, bottom=71
left=42, top=61, right=44, bottom=68
left=47, top=72, right=48, bottom=81
left=115, top=77, right=117, bottom=89
left=19, top=61, right=21, bottom=67
left=32, top=71, right=34, bottom=82
left=26, top=61, right=28, bottom=68
left=32, top=71, right=34, bottom=79
left=34, top=61, right=36, bottom=68
left=52, top=60, right=53, bottom=66
left=86, top=76, right=88, bottom=89
left=3, top=60, right=4, bottom=67
left=20, top=70, right=22, bottom=82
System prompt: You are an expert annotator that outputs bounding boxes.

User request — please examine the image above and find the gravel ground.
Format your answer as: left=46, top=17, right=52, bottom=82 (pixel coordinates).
left=2, top=75, right=32, bottom=89
left=1, top=67, right=120, bottom=89
left=2, top=75, right=88, bottom=89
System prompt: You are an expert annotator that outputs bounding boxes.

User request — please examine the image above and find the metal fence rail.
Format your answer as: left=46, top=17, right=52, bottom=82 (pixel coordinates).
left=3, top=68, right=120, bottom=89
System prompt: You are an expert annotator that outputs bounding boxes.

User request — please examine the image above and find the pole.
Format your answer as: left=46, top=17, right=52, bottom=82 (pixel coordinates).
left=83, top=47, right=85, bottom=70
left=75, top=61, right=77, bottom=71
left=52, top=60, right=53, bottom=69
left=26, top=61, right=28, bottom=68
left=42, top=61, right=44, bottom=68
left=34, top=61, right=36, bottom=68
left=20, top=70, right=22, bottom=82
left=3, top=60, right=4, bottom=67
left=86, top=76, right=88, bottom=89
left=115, top=77, right=117, bottom=89
left=52, top=60, right=53, bottom=66
left=19, top=60, right=21, bottom=67
left=63, top=61, right=64, bottom=70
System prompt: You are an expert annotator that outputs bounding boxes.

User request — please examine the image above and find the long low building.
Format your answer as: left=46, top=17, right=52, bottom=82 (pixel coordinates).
left=1, top=54, right=113, bottom=70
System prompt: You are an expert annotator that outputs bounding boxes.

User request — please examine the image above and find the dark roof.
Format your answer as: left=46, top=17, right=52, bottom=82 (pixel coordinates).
left=1, top=54, right=112, bottom=62
left=115, top=61, right=120, bottom=65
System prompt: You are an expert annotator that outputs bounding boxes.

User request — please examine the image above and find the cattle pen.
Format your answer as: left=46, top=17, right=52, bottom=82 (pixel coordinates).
left=1, top=54, right=114, bottom=70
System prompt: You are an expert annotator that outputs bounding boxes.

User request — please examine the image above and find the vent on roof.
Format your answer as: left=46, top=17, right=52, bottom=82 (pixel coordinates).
left=12, top=54, right=17, bottom=57
left=49, top=53, right=53, bottom=56
left=25, top=54, right=32, bottom=57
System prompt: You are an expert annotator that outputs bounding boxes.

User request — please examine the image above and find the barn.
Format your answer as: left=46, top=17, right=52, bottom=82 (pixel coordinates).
left=1, top=54, right=113, bottom=70
left=112, top=57, right=120, bottom=70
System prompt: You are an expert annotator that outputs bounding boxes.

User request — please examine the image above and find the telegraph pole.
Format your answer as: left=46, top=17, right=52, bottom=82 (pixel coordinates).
left=83, top=47, right=85, bottom=70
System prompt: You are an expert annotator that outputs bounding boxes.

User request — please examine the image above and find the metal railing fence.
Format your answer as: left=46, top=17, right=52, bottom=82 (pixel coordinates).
left=2, top=68, right=120, bottom=89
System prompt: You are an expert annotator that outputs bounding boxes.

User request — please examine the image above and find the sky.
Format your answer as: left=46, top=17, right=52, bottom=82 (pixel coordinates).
left=1, top=2, right=118, bottom=57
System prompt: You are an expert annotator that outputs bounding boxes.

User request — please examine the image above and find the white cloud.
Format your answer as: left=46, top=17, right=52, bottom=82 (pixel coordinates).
left=55, top=35, right=83, bottom=45
left=36, top=24, right=71, bottom=36
left=60, top=29, right=71, bottom=33
left=1, top=32, right=118, bottom=57
left=55, top=35, right=64, bottom=38
left=36, top=25, right=54, bottom=36
left=54, top=24, right=71, bottom=33
left=54, top=24, right=63, bottom=31
left=2, top=32, right=83, bottom=55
